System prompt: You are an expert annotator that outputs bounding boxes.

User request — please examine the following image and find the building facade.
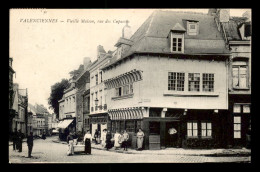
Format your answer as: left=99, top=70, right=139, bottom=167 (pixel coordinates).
left=75, top=57, right=91, bottom=134
left=89, top=46, right=112, bottom=138
left=9, top=57, right=16, bottom=135
left=11, top=83, right=28, bottom=136
left=211, top=9, right=251, bottom=148
left=102, top=10, right=231, bottom=149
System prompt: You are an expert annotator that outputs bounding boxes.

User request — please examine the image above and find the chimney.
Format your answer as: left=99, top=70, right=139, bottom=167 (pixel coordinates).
left=83, top=57, right=91, bottom=70
left=208, top=8, right=217, bottom=16
left=218, top=9, right=230, bottom=22
left=97, top=45, right=106, bottom=59
left=242, top=10, right=251, bottom=22
left=122, top=20, right=132, bottom=39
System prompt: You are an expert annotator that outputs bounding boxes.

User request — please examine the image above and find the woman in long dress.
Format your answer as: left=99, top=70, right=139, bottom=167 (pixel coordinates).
left=105, top=130, right=112, bottom=150
left=101, top=129, right=107, bottom=147
left=83, top=130, right=92, bottom=155
left=113, top=130, right=121, bottom=150
left=136, top=128, right=144, bottom=150
left=67, top=132, right=74, bottom=156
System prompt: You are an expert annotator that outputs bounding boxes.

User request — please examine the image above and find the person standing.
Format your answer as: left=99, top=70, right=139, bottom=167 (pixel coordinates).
left=12, top=129, right=18, bottom=151
left=105, top=130, right=112, bottom=150
left=27, top=132, right=34, bottom=158
left=136, top=128, right=144, bottom=151
left=122, top=130, right=129, bottom=151
left=101, top=129, right=107, bottom=147
left=113, top=130, right=121, bottom=150
left=67, top=132, right=74, bottom=156
left=94, top=129, right=98, bottom=144
left=83, top=130, right=92, bottom=155
left=17, top=130, right=23, bottom=152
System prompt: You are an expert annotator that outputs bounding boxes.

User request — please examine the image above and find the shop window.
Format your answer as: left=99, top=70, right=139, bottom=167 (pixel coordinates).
left=126, top=121, right=135, bottom=132
left=111, top=121, right=116, bottom=133
left=168, top=72, right=185, bottom=91
left=136, top=120, right=141, bottom=133
left=120, top=121, right=125, bottom=132
left=187, top=121, right=198, bottom=137
left=188, top=73, right=200, bottom=92
left=234, top=116, right=241, bottom=139
left=203, top=73, right=214, bottom=92
left=201, top=122, right=212, bottom=137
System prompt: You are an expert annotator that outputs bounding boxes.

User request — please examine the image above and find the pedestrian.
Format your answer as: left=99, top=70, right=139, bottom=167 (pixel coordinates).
left=122, top=130, right=129, bottom=151
left=83, top=130, right=92, bottom=155
left=67, top=132, right=74, bottom=156
left=42, top=131, right=46, bottom=140
left=118, top=131, right=124, bottom=148
left=113, top=130, right=121, bottom=150
left=101, top=129, right=107, bottom=147
left=12, top=129, right=18, bottom=151
left=105, top=130, right=112, bottom=150
left=73, top=131, right=78, bottom=145
left=94, top=129, right=98, bottom=144
left=17, top=130, right=24, bottom=152
left=27, top=132, right=34, bottom=158
left=136, top=128, right=144, bottom=151
left=97, top=131, right=101, bottom=144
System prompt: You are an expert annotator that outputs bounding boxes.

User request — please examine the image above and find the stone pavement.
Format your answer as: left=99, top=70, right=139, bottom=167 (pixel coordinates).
left=51, top=138, right=251, bottom=156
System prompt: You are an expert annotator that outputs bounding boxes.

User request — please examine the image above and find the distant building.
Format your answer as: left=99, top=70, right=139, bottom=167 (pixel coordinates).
left=89, top=45, right=112, bottom=138
left=11, top=83, right=28, bottom=136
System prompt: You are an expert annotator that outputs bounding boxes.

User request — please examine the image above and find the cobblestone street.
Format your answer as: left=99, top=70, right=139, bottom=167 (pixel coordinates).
left=9, top=136, right=251, bottom=163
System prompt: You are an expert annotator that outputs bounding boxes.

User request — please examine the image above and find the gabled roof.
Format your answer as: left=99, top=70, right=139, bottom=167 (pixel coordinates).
left=171, top=22, right=186, bottom=32
left=102, top=10, right=230, bottom=69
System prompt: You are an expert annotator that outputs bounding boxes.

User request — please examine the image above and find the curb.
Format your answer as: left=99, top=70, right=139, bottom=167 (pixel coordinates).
left=51, top=140, right=251, bottom=156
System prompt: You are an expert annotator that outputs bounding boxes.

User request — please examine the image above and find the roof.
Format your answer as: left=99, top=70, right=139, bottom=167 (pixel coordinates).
left=222, top=16, right=249, bottom=41
left=103, top=10, right=230, bottom=69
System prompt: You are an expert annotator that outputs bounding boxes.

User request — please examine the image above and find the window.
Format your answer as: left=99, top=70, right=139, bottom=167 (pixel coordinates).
left=126, top=121, right=135, bottom=132
left=187, top=121, right=198, bottom=137
left=233, top=104, right=241, bottom=113
left=188, top=73, right=200, bottom=91
left=95, top=74, right=98, bottom=85
left=123, top=85, right=129, bottom=95
left=232, top=63, right=248, bottom=89
left=201, top=122, right=212, bottom=137
left=115, top=87, right=122, bottom=97
left=168, top=72, right=185, bottom=91
left=100, top=71, right=103, bottom=82
left=234, top=116, right=241, bottom=138
left=129, top=84, right=133, bottom=94
left=188, top=22, right=198, bottom=35
left=243, top=104, right=250, bottom=113
left=203, top=73, right=214, bottom=92
left=172, top=37, right=182, bottom=52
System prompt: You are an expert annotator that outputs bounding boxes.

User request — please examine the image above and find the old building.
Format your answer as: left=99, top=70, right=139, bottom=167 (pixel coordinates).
left=210, top=9, right=251, bottom=148
left=102, top=10, right=230, bottom=149
left=89, top=46, right=112, bottom=138
left=9, top=57, right=16, bottom=135
left=11, top=83, right=28, bottom=136
left=75, top=57, right=92, bottom=134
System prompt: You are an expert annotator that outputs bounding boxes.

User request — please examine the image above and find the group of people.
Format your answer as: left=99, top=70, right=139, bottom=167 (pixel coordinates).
left=12, top=129, right=34, bottom=158
left=66, top=128, right=145, bottom=156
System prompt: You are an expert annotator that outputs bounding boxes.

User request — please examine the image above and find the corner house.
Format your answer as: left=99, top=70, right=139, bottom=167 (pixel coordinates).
left=101, top=10, right=230, bottom=149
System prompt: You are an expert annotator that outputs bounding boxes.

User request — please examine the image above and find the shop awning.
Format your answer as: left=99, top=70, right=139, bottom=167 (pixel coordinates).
left=108, top=107, right=143, bottom=120
left=57, top=119, right=73, bottom=129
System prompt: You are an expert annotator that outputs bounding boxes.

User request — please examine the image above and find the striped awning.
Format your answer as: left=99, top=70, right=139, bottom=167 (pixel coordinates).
left=108, top=107, right=143, bottom=120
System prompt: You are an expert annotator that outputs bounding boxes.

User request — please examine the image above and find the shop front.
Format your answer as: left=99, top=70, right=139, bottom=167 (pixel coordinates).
left=57, top=117, right=76, bottom=141
left=89, top=114, right=108, bottom=141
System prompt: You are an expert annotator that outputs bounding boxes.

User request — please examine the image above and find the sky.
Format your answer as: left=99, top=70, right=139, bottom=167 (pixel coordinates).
left=9, top=8, right=251, bottom=113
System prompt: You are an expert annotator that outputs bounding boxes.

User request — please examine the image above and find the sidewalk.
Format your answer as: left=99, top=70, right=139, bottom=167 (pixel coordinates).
left=51, top=139, right=251, bottom=156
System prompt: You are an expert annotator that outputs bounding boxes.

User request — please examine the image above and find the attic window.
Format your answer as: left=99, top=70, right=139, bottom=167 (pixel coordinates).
left=187, top=21, right=199, bottom=36
left=171, top=33, right=184, bottom=53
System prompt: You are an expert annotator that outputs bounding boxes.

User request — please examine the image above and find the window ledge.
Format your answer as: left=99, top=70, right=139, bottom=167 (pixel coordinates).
left=163, top=91, right=219, bottom=97
left=112, top=93, right=134, bottom=100
left=232, top=87, right=250, bottom=91
left=201, top=136, right=213, bottom=139
left=186, top=136, right=199, bottom=139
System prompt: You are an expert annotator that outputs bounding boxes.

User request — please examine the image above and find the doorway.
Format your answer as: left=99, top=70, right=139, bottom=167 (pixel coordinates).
left=165, top=122, right=179, bottom=147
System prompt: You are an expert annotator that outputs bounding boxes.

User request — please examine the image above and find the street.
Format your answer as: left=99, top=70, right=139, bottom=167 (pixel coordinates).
left=9, top=136, right=250, bottom=163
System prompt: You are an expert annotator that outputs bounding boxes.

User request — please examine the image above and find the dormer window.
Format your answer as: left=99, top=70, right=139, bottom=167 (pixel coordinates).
left=171, top=33, right=184, bottom=53
left=187, top=21, right=199, bottom=36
